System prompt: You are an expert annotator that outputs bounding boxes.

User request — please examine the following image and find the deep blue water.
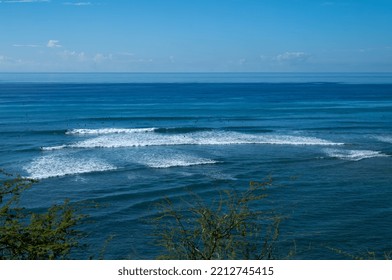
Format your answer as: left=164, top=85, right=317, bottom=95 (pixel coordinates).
left=1, top=73, right=392, bottom=259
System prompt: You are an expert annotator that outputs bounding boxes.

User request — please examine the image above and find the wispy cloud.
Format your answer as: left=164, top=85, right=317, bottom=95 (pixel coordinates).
left=276, top=52, right=311, bottom=63
left=13, top=44, right=40, bottom=48
left=94, top=53, right=113, bottom=63
left=238, top=58, right=247, bottom=65
left=117, top=52, right=135, bottom=57
left=47, top=40, right=62, bottom=48
left=60, top=50, right=117, bottom=62
left=116, top=52, right=153, bottom=63
left=63, top=2, right=92, bottom=6
left=0, top=55, right=9, bottom=63
left=0, top=54, right=21, bottom=64
left=60, top=50, right=86, bottom=61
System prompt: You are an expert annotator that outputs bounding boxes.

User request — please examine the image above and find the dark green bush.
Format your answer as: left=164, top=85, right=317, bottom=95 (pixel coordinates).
left=153, top=179, right=282, bottom=260
left=0, top=170, right=83, bottom=260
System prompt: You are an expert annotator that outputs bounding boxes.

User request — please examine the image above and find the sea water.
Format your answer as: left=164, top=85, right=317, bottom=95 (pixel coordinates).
left=0, top=73, right=391, bottom=259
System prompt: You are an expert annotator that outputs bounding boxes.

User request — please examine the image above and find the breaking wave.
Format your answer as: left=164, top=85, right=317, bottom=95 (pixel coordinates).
left=375, top=136, right=392, bottom=144
left=143, top=155, right=218, bottom=168
left=324, top=148, right=389, bottom=161
left=66, top=128, right=157, bottom=135
left=41, top=145, right=67, bottom=151
left=24, top=154, right=117, bottom=179
left=43, top=129, right=343, bottom=150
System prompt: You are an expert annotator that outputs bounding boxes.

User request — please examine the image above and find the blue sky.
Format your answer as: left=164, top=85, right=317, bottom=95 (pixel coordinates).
left=1, top=0, right=392, bottom=72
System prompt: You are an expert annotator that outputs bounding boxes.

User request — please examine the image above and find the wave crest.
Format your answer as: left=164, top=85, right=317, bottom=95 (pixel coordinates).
left=43, top=130, right=343, bottom=150
left=324, top=148, right=389, bottom=161
left=24, top=155, right=117, bottom=179
left=66, top=128, right=157, bottom=135
left=375, top=136, right=392, bottom=144
left=144, top=156, right=218, bottom=168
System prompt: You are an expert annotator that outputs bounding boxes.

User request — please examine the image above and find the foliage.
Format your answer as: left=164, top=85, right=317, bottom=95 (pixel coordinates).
left=0, top=170, right=84, bottom=260
left=326, top=246, right=392, bottom=260
left=153, top=179, right=282, bottom=260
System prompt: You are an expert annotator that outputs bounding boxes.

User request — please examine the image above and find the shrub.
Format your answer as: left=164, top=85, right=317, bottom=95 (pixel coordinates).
left=0, top=170, right=83, bottom=260
left=153, top=179, right=282, bottom=260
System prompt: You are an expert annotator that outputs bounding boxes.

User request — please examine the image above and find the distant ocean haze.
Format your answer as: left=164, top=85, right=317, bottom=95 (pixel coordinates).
left=0, top=73, right=391, bottom=259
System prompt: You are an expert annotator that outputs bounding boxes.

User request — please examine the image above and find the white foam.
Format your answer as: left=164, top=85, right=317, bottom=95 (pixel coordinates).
left=24, top=154, right=117, bottom=179
left=143, top=155, right=218, bottom=168
left=66, top=128, right=157, bottom=135
left=324, top=148, right=389, bottom=161
left=43, top=131, right=343, bottom=150
left=41, top=145, right=67, bottom=151
left=375, top=136, right=392, bottom=144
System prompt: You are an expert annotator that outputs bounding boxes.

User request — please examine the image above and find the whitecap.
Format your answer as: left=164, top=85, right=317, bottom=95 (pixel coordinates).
left=24, top=154, right=117, bottom=179
left=324, top=148, right=389, bottom=161
left=43, top=131, right=343, bottom=150
left=143, top=155, right=218, bottom=168
left=375, top=135, right=392, bottom=144
left=65, top=128, right=157, bottom=135
left=41, top=145, right=67, bottom=151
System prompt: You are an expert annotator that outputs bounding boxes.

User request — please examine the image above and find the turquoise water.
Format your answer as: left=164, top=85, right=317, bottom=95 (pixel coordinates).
left=1, top=73, right=392, bottom=259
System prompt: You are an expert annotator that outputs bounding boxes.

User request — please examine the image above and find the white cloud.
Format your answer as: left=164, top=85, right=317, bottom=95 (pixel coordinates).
left=47, top=40, right=62, bottom=48
left=59, top=50, right=118, bottom=64
left=117, top=52, right=135, bottom=57
left=94, top=53, right=113, bottom=63
left=13, top=44, right=40, bottom=48
left=60, top=50, right=86, bottom=61
left=0, top=55, right=11, bottom=62
left=63, top=2, right=92, bottom=6
left=276, top=52, right=311, bottom=63
left=116, top=52, right=153, bottom=64
left=238, top=58, right=247, bottom=65
left=259, top=55, right=267, bottom=60
left=0, top=55, right=20, bottom=64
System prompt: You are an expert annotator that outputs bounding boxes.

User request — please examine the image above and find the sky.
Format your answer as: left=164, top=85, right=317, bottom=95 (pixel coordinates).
left=0, top=0, right=392, bottom=72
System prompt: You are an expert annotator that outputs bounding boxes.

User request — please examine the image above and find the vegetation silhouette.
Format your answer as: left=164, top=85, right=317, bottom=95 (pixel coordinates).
left=0, top=170, right=84, bottom=260
left=152, top=178, right=284, bottom=260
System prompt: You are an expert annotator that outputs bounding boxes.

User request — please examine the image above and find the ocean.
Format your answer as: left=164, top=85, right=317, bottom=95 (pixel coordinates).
left=1, top=73, right=391, bottom=259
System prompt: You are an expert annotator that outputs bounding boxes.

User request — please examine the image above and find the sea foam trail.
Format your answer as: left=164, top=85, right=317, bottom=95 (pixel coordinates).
left=324, top=148, right=389, bottom=161
left=43, top=131, right=344, bottom=150
left=41, top=145, right=67, bottom=151
left=24, top=154, right=117, bottom=179
left=144, top=156, right=218, bottom=168
left=375, top=136, right=392, bottom=144
left=66, top=128, right=157, bottom=135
